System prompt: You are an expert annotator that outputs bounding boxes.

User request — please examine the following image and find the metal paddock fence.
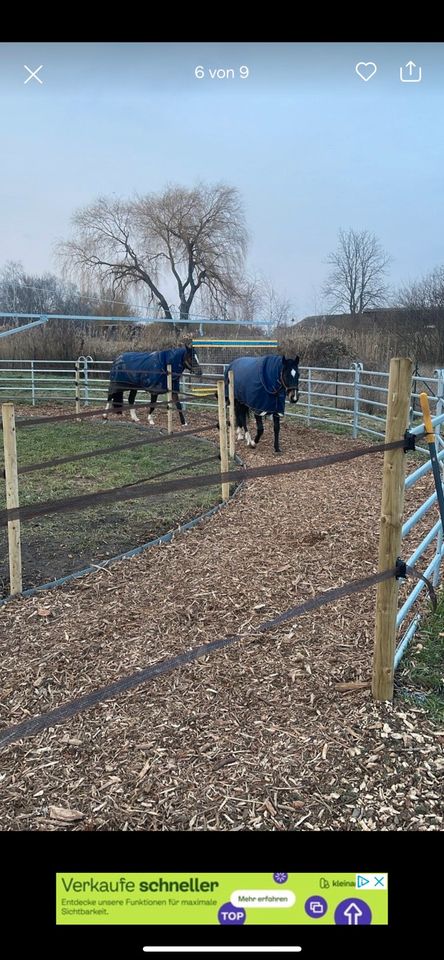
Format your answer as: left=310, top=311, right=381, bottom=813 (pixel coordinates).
left=1, top=356, right=444, bottom=666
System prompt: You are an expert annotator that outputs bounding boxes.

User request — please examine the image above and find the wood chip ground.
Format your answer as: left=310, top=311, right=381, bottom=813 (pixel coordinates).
left=1, top=405, right=443, bottom=831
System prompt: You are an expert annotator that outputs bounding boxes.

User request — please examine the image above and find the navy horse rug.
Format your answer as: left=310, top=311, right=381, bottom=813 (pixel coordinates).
left=225, top=355, right=288, bottom=415
left=109, top=348, right=187, bottom=394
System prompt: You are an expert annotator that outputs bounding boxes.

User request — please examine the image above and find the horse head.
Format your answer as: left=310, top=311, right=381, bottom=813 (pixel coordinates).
left=281, top=355, right=300, bottom=403
left=184, top=343, right=203, bottom=378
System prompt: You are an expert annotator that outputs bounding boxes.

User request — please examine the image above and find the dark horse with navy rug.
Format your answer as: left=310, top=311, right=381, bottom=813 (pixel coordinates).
left=104, top=345, right=202, bottom=425
left=225, top=354, right=299, bottom=453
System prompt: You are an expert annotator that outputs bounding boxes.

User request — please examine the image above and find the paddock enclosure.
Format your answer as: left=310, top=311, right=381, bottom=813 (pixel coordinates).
left=0, top=334, right=443, bottom=830
left=1, top=395, right=443, bottom=831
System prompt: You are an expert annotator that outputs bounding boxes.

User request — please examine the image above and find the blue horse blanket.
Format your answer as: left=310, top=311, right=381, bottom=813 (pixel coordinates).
left=109, top=348, right=187, bottom=394
left=225, top=355, right=285, bottom=415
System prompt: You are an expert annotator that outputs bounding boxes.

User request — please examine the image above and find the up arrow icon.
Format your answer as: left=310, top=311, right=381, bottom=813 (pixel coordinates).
left=343, top=903, right=363, bottom=925
left=400, top=61, right=422, bottom=83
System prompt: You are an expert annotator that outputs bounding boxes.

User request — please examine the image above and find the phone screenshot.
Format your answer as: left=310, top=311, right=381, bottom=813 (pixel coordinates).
left=0, top=40, right=442, bottom=957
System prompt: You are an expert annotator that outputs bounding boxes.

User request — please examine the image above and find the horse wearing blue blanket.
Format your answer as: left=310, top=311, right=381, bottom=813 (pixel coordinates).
left=104, top=345, right=202, bottom=425
left=225, top=354, right=299, bottom=453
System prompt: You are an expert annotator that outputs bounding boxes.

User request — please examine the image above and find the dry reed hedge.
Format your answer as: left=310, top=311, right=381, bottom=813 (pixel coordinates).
left=1, top=317, right=444, bottom=374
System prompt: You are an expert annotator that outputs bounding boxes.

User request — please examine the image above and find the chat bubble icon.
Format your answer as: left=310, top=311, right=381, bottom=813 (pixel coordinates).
left=231, top=890, right=296, bottom=908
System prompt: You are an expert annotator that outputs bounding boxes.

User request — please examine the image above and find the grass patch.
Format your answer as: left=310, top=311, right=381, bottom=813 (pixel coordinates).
left=398, top=592, right=444, bottom=723
left=0, top=419, right=229, bottom=593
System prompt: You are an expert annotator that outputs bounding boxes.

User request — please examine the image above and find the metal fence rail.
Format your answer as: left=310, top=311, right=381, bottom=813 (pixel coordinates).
left=1, top=356, right=444, bottom=668
left=1, top=357, right=443, bottom=439
left=395, top=403, right=444, bottom=663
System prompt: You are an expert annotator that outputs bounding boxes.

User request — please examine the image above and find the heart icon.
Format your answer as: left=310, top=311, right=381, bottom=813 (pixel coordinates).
left=355, top=61, right=377, bottom=82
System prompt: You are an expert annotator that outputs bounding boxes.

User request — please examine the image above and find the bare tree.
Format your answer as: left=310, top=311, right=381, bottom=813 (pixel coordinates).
left=323, top=228, right=391, bottom=315
left=195, top=275, right=295, bottom=335
left=256, top=278, right=295, bottom=329
left=398, top=265, right=444, bottom=315
left=0, top=261, right=92, bottom=315
left=0, top=262, right=135, bottom=326
left=395, top=265, right=444, bottom=362
left=58, top=183, right=248, bottom=330
left=195, top=276, right=259, bottom=323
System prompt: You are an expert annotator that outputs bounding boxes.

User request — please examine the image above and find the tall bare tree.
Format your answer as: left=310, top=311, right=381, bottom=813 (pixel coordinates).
left=59, top=183, right=248, bottom=330
left=323, top=228, right=391, bottom=315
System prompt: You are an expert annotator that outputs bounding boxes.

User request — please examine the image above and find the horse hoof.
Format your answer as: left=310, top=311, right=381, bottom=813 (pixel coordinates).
left=274, top=449, right=282, bottom=455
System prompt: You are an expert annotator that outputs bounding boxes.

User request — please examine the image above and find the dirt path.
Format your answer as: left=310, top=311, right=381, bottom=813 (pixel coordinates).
left=0, top=408, right=443, bottom=831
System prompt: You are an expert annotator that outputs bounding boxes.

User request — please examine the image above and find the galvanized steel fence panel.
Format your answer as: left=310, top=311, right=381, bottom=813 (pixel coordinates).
left=1, top=355, right=443, bottom=666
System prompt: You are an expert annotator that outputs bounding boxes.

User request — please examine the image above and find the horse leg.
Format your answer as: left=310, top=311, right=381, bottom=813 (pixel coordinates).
left=148, top=394, right=157, bottom=425
left=225, top=391, right=231, bottom=433
left=128, top=388, right=139, bottom=422
left=103, top=390, right=113, bottom=420
left=273, top=413, right=281, bottom=453
left=173, top=390, right=187, bottom=426
left=253, top=414, right=264, bottom=447
left=244, top=408, right=255, bottom=447
left=235, top=401, right=245, bottom=441
left=103, top=385, right=123, bottom=419
left=112, top=389, right=124, bottom=415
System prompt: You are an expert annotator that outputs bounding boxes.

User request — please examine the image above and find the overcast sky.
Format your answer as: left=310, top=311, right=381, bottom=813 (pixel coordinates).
left=0, top=42, right=443, bottom=319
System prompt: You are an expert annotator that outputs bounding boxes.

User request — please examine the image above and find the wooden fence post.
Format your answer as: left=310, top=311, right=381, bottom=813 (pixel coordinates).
left=373, top=357, right=412, bottom=701
left=228, top=369, right=235, bottom=459
left=167, top=364, right=173, bottom=435
left=217, top=380, right=230, bottom=501
left=2, top=403, right=22, bottom=595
